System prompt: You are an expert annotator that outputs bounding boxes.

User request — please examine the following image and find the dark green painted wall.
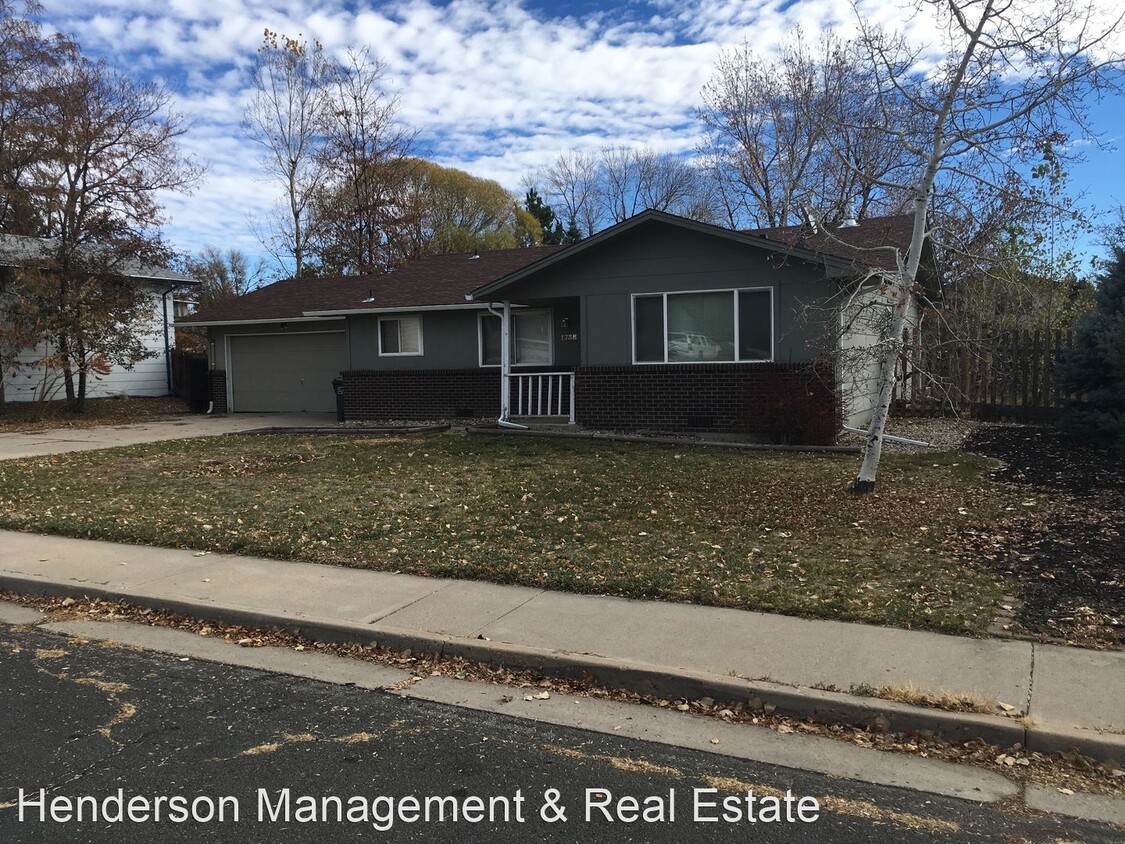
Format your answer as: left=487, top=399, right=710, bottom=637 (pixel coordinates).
left=348, top=309, right=480, bottom=370
left=207, top=220, right=835, bottom=371
left=346, top=299, right=582, bottom=371
left=489, top=222, right=834, bottom=365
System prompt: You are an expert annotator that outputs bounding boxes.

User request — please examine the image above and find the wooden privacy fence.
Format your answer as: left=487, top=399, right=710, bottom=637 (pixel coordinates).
left=892, top=326, right=1075, bottom=420
left=170, top=348, right=209, bottom=411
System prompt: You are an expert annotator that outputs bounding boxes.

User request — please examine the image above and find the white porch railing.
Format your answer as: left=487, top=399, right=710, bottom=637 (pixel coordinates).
left=511, top=371, right=575, bottom=423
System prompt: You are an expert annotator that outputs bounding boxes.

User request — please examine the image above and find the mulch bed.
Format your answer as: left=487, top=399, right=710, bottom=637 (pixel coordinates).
left=0, top=396, right=191, bottom=433
left=964, top=424, right=1124, bottom=648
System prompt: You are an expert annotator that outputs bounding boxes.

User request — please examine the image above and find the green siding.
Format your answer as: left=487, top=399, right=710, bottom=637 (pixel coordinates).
left=348, top=310, right=482, bottom=370
left=205, top=220, right=836, bottom=371
left=485, top=221, right=834, bottom=364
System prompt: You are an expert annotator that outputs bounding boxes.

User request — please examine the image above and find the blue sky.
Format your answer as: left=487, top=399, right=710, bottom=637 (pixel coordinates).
left=36, top=0, right=1125, bottom=270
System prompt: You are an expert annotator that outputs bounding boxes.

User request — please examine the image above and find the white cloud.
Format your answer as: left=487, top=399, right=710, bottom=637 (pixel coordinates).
left=37, top=0, right=1125, bottom=265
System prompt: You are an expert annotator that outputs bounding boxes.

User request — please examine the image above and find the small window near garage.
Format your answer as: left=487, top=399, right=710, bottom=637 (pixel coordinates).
left=379, top=316, right=423, bottom=356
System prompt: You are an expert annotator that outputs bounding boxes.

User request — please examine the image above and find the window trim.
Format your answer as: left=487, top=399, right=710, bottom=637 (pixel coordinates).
left=630, top=287, right=774, bottom=365
left=377, top=315, right=424, bottom=357
left=478, top=309, right=555, bottom=367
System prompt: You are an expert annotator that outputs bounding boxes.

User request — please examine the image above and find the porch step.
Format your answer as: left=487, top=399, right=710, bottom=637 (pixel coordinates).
left=510, top=416, right=575, bottom=429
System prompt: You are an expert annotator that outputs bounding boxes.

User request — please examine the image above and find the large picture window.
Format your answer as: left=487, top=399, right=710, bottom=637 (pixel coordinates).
left=378, top=316, right=423, bottom=356
left=479, top=310, right=553, bottom=366
left=632, top=289, right=772, bottom=363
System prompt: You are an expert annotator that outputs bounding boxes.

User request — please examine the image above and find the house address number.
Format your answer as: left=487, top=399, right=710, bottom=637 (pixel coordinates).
left=560, top=332, right=578, bottom=341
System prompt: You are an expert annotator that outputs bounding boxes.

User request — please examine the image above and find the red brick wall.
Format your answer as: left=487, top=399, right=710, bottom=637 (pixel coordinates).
left=342, top=369, right=502, bottom=420
left=574, top=362, right=840, bottom=445
left=209, top=370, right=228, bottom=413
left=340, top=363, right=840, bottom=444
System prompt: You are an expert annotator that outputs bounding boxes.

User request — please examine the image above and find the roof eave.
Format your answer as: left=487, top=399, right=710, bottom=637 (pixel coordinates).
left=303, top=302, right=499, bottom=317
left=175, top=315, right=346, bottom=328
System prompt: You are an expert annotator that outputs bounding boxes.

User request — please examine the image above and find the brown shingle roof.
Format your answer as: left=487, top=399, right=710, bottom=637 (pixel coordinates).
left=181, top=214, right=916, bottom=326
left=179, top=246, right=562, bottom=324
left=746, top=214, right=915, bottom=272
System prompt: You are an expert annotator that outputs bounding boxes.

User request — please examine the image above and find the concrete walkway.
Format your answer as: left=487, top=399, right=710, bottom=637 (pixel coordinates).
left=0, top=413, right=336, bottom=460
left=2, top=531, right=1122, bottom=764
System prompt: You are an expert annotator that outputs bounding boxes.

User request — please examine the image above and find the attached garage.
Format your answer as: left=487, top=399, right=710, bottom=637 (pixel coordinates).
left=228, top=331, right=347, bottom=413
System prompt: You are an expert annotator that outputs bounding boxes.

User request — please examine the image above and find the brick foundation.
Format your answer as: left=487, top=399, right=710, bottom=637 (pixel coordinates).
left=342, top=368, right=502, bottom=420
left=209, top=370, right=228, bottom=413
left=342, top=363, right=840, bottom=445
left=574, top=362, right=840, bottom=445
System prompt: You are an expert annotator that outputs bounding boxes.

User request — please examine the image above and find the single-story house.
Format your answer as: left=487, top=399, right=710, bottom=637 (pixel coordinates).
left=0, top=234, right=198, bottom=402
left=178, top=210, right=922, bottom=444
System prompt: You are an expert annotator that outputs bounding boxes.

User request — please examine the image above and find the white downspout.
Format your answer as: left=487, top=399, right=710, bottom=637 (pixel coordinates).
left=486, top=301, right=527, bottom=430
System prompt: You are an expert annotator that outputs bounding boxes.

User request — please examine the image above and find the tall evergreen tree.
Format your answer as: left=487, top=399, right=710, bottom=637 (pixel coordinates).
left=524, top=188, right=563, bottom=245
left=1057, top=245, right=1125, bottom=452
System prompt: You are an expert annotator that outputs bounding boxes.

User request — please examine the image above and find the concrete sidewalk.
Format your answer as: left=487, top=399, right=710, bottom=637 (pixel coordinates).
left=1, top=530, right=1122, bottom=763
left=0, top=412, right=336, bottom=460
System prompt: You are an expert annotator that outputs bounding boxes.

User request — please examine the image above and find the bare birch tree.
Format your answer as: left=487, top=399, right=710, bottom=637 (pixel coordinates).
left=697, top=30, right=913, bottom=229
left=244, top=30, right=330, bottom=278
left=541, top=151, right=601, bottom=237
left=600, top=145, right=704, bottom=223
left=842, top=0, right=1123, bottom=492
left=310, top=47, right=414, bottom=275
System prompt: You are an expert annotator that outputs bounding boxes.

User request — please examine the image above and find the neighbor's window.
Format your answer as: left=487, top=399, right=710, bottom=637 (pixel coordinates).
left=378, top=316, right=423, bottom=356
left=632, top=289, right=772, bottom=363
left=480, top=310, right=553, bottom=366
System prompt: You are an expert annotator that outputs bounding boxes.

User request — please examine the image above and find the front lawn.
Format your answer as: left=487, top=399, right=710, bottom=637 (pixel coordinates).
left=0, top=432, right=1018, bottom=634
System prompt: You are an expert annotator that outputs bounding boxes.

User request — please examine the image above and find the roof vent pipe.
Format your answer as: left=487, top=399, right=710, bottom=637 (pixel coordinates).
left=362, top=289, right=375, bottom=303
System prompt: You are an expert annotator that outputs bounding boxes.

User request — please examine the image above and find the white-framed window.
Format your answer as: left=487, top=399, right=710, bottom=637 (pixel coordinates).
left=479, top=310, right=553, bottom=366
left=378, top=315, right=423, bottom=356
left=631, top=288, right=773, bottom=364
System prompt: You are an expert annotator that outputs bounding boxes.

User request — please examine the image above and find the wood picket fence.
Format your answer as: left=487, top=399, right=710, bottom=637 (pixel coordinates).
left=892, top=325, right=1075, bottom=420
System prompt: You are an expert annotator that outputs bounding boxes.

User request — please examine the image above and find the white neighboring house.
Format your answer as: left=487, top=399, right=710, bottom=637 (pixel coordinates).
left=0, top=234, right=199, bottom=402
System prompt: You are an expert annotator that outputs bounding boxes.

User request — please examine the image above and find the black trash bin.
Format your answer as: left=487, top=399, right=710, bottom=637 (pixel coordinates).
left=331, top=377, right=345, bottom=422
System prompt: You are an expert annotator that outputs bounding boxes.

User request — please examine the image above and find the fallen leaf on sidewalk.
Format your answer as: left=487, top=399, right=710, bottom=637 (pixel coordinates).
left=524, top=691, right=551, bottom=701
left=1057, top=787, right=1074, bottom=795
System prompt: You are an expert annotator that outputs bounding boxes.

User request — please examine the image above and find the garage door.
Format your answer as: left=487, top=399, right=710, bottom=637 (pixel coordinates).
left=229, top=332, right=347, bottom=412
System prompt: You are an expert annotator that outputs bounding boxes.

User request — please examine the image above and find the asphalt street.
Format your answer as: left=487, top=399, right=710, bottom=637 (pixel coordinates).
left=0, top=624, right=1117, bottom=843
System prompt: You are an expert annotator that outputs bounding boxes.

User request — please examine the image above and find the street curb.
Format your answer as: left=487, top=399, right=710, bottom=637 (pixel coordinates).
left=465, top=426, right=861, bottom=454
left=1, top=573, right=1119, bottom=765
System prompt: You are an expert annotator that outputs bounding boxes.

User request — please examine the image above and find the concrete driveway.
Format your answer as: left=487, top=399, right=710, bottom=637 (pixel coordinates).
left=0, top=413, right=337, bottom=460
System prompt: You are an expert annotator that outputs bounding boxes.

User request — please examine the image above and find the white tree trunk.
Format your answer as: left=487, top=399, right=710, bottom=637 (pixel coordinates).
left=854, top=280, right=910, bottom=493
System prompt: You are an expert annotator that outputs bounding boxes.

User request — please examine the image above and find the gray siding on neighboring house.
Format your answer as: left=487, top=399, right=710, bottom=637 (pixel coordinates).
left=485, top=223, right=835, bottom=366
